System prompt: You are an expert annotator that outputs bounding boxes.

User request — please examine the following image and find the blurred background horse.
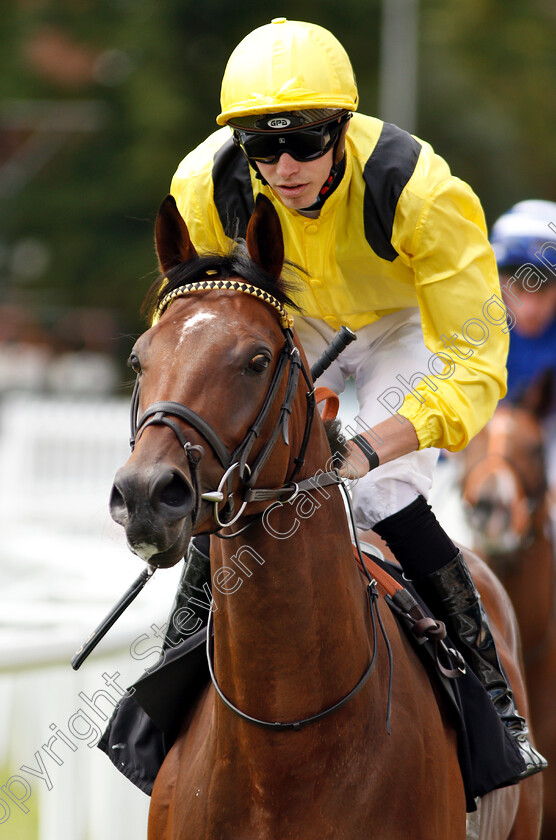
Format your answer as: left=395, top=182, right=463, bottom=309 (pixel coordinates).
left=460, top=372, right=556, bottom=839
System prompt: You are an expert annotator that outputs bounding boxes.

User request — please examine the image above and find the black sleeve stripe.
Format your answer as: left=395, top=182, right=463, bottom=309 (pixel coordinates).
left=212, top=138, right=255, bottom=240
left=363, top=122, right=422, bottom=262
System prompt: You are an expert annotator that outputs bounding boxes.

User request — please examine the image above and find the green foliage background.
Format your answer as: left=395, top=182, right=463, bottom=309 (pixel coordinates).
left=1, top=0, right=555, bottom=353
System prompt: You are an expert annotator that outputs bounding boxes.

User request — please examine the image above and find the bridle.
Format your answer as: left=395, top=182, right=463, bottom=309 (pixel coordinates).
left=71, top=277, right=361, bottom=675
left=129, top=278, right=338, bottom=529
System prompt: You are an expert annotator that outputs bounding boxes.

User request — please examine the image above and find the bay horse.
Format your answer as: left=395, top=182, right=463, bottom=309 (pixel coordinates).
left=461, top=376, right=556, bottom=839
left=109, top=193, right=542, bottom=839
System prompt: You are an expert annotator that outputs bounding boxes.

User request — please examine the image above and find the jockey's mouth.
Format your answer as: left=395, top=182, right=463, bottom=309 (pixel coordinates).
left=273, top=182, right=310, bottom=199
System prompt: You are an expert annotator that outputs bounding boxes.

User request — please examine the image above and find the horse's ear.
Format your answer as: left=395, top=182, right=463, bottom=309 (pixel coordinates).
left=518, top=368, right=555, bottom=419
left=245, top=195, right=284, bottom=279
left=155, top=194, right=198, bottom=274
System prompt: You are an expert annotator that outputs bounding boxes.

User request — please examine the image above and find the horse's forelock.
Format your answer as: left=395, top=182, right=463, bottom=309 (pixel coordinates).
left=142, top=245, right=300, bottom=325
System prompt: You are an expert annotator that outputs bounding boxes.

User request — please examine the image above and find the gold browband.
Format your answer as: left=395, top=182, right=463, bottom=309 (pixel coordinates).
left=153, top=279, right=294, bottom=329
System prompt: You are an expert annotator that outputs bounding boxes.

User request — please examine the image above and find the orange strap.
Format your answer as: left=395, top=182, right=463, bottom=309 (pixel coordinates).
left=353, top=544, right=404, bottom=598
left=314, top=386, right=340, bottom=422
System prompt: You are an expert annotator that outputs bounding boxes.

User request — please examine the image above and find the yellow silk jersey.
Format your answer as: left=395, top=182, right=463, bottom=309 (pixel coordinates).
left=170, top=113, right=509, bottom=452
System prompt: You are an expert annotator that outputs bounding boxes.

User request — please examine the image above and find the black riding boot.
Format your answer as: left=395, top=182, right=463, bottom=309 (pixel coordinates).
left=416, top=551, right=548, bottom=781
left=373, top=495, right=547, bottom=781
left=163, top=535, right=211, bottom=650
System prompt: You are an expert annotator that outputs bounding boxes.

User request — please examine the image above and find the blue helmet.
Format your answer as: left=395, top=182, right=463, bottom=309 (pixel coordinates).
left=490, top=200, right=556, bottom=272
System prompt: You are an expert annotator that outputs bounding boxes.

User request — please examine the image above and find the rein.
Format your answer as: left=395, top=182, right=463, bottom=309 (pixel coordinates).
left=206, top=574, right=382, bottom=732
left=203, top=480, right=463, bottom=734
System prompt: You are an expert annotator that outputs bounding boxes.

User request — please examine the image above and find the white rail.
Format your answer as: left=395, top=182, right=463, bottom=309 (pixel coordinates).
left=0, top=395, right=182, bottom=839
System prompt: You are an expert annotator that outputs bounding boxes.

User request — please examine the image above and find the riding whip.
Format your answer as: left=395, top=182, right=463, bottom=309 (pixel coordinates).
left=71, top=565, right=155, bottom=670
left=310, top=325, right=356, bottom=382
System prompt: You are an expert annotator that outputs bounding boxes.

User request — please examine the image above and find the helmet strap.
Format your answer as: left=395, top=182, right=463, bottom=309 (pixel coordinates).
left=300, top=117, right=350, bottom=210
left=300, top=155, right=346, bottom=212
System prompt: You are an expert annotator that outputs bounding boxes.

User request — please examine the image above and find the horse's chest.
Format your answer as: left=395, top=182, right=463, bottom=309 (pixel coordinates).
left=153, top=746, right=464, bottom=840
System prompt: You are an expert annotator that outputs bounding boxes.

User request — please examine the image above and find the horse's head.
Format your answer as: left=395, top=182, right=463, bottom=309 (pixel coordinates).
left=109, top=194, right=319, bottom=568
left=461, top=372, right=552, bottom=567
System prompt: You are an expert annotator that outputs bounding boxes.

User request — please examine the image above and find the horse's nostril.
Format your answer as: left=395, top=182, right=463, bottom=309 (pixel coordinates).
left=109, top=466, right=195, bottom=532
left=159, top=474, right=192, bottom=508
left=109, top=484, right=127, bottom=524
left=154, top=469, right=195, bottom=518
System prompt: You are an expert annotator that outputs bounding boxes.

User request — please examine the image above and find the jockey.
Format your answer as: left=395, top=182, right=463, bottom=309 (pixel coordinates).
left=492, top=199, right=556, bottom=402
left=165, top=18, right=546, bottom=779
left=491, top=199, right=556, bottom=535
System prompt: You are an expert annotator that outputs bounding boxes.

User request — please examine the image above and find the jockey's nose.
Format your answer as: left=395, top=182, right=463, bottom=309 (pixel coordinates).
left=275, top=152, right=300, bottom=177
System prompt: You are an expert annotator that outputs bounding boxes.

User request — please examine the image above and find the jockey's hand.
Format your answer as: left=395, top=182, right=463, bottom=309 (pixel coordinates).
left=338, top=434, right=379, bottom=480
left=336, top=417, right=420, bottom=480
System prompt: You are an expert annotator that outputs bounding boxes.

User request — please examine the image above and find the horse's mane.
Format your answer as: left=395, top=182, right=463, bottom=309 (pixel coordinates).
left=323, top=418, right=348, bottom=463
left=143, top=242, right=301, bottom=325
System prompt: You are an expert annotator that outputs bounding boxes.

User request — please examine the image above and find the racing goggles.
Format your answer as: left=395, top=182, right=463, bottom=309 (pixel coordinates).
left=232, top=116, right=348, bottom=165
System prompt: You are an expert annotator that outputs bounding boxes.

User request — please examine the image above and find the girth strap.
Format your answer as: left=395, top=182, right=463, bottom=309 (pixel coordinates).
left=353, top=544, right=404, bottom=599
left=354, top=546, right=465, bottom=681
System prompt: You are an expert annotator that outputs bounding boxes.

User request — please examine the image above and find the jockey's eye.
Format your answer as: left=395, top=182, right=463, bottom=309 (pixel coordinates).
left=128, top=353, right=142, bottom=374
left=246, top=353, right=271, bottom=374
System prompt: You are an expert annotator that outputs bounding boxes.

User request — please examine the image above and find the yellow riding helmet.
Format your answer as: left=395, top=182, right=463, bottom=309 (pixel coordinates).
left=217, top=18, right=358, bottom=126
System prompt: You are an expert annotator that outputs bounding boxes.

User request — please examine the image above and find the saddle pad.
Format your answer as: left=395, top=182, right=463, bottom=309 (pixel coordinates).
left=98, top=546, right=524, bottom=808
left=98, top=627, right=210, bottom=794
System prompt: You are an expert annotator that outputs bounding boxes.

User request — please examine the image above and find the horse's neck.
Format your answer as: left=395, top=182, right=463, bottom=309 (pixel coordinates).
left=210, top=478, right=373, bottom=730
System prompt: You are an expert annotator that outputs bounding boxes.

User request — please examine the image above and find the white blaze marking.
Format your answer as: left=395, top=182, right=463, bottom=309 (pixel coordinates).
left=176, top=311, right=216, bottom=348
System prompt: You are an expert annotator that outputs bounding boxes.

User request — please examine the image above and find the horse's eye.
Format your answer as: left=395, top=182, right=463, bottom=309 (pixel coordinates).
left=247, top=353, right=270, bottom=374
left=129, top=353, right=142, bottom=374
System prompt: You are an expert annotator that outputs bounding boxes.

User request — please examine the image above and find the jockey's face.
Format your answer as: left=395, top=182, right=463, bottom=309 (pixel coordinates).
left=501, top=273, right=556, bottom=337
left=256, top=149, right=334, bottom=211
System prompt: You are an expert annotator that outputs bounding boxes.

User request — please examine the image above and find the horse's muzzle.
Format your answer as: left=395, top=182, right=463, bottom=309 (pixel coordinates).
left=109, top=463, right=196, bottom=566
